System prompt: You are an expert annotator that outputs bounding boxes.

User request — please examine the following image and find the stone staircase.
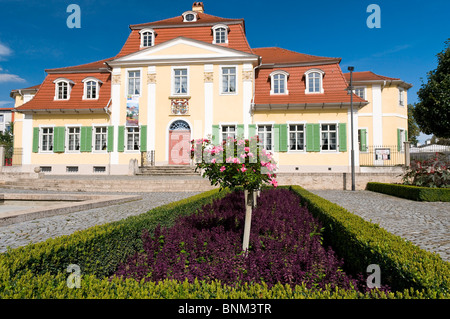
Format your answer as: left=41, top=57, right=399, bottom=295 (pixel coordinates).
left=137, top=165, right=200, bottom=176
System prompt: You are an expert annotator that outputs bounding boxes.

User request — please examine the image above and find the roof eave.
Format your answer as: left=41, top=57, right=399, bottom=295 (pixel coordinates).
left=252, top=101, right=369, bottom=110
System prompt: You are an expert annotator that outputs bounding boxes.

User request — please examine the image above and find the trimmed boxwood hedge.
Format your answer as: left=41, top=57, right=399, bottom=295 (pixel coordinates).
left=1, top=186, right=449, bottom=299
left=366, top=182, right=450, bottom=202
left=288, top=185, right=450, bottom=296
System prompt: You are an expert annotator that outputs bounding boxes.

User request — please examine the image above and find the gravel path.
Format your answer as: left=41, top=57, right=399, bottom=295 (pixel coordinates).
left=0, top=188, right=201, bottom=253
left=307, top=189, right=450, bottom=262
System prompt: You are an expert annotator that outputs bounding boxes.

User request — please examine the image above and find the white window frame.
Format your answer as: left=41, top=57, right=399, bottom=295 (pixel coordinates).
left=320, top=122, right=338, bottom=152
left=220, top=124, right=236, bottom=142
left=172, top=66, right=189, bottom=96
left=139, top=28, right=155, bottom=48
left=82, top=77, right=102, bottom=100
left=269, top=70, right=289, bottom=95
left=65, top=125, right=81, bottom=153
left=287, top=122, right=306, bottom=152
left=399, top=128, right=407, bottom=152
left=353, top=86, right=366, bottom=100
left=182, top=11, right=198, bottom=22
left=212, top=24, right=229, bottom=44
left=220, top=65, right=238, bottom=95
left=399, top=87, right=405, bottom=107
left=304, top=69, right=325, bottom=94
left=93, top=126, right=108, bottom=152
left=53, top=78, right=74, bottom=100
left=126, top=126, right=140, bottom=152
left=257, top=124, right=273, bottom=152
left=127, top=69, right=142, bottom=96
left=39, top=125, right=55, bottom=153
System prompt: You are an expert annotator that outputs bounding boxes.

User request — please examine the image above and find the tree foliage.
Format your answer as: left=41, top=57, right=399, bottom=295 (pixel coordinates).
left=407, top=104, right=420, bottom=145
left=414, top=39, right=450, bottom=138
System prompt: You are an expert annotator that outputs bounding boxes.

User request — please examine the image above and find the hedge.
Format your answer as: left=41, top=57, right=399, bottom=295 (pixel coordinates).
left=1, top=186, right=449, bottom=299
left=288, top=185, right=450, bottom=296
left=366, top=182, right=450, bottom=202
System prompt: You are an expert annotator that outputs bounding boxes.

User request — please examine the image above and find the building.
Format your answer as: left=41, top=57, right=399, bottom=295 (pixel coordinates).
left=10, top=2, right=412, bottom=175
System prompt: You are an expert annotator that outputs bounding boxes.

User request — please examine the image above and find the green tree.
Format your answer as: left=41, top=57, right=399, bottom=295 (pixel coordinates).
left=414, top=39, right=450, bottom=138
left=407, top=103, right=420, bottom=145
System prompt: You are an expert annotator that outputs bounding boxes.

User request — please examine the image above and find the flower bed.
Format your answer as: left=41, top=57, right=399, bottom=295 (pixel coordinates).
left=113, top=189, right=380, bottom=292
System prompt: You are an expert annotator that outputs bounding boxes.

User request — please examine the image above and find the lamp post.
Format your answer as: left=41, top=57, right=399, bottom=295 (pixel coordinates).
left=347, top=66, right=356, bottom=191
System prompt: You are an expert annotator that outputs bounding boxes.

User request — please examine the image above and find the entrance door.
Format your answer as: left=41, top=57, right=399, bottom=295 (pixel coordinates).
left=168, top=120, right=191, bottom=165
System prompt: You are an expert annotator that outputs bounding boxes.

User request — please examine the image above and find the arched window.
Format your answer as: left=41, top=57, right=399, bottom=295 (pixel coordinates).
left=139, top=28, right=155, bottom=48
left=269, top=70, right=289, bottom=95
left=170, top=120, right=191, bottom=131
left=304, top=69, right=325, bottom=94
left=82, top=77, right=102, bottom=99
left=212, top=24, right=229, bottom=44
left=182, top=11, right=198, bottom=22
left=53, top=78, right=74, bottom=100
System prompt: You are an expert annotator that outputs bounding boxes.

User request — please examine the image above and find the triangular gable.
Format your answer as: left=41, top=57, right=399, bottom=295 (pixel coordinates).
left=109, top=37, right=258, bottom=64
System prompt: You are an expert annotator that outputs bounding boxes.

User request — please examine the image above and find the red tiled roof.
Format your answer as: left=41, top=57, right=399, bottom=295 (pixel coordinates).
left=343, top=71, right=400, bottom=82
left=16, top=72, right=111, bottom=111
left=130, top=12, right=244, bottom=29
left=45, top=58, right=113, bottom=73
left=254, top=62, right=366, bottom=106
left=253, top=47, right=341, bottom=65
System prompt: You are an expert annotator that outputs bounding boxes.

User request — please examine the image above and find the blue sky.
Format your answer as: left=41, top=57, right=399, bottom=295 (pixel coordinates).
left=0, top=0, right=448, bottom=141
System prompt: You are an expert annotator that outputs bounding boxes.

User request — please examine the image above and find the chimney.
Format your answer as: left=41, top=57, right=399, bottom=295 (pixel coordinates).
left=192, top=2, right=204, bottom=13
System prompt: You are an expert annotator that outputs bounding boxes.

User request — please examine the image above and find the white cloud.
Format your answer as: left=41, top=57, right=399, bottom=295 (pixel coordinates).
left=0, top=101, right=12, bottom=107
left=0, top=42, right=12, bottom=61
left=0, top=73, right=26, bottom=83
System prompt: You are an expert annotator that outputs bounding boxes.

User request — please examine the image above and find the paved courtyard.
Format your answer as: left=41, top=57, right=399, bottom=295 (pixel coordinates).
left=0, top=187, right=449, bottom=263
left=308, top=189, right=450, bottom=262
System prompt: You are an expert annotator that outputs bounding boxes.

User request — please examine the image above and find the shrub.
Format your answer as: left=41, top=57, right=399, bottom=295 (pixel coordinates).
left=289, top=185, right=450, bottom=297
left=114, top=189, right=383, bottom=292
left=367, top=182, right=450, bottom=202
left=402, top=152, right=450, bottom=188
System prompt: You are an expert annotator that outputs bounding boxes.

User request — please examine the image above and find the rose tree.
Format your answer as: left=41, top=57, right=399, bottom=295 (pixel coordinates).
left=191, top=136, right=278, bottom=252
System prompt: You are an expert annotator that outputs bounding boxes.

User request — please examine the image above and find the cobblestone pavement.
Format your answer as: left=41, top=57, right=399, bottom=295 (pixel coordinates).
left=0, top=188, right=201, bottom=253
left=307, top=189, right=450, bottom=262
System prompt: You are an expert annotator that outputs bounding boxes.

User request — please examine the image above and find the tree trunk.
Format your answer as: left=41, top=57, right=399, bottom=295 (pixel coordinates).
left=242, top=189, right=255, bottom=252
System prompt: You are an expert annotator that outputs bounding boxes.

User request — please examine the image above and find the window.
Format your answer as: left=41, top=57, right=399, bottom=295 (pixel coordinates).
left=173, top=68, right=188, bottom=95
left=305, top=69, right=324, bottom=94
left=126, top=127, right=140, bottom=151
left=212, top=25, right=228, bottom=44
left=258, top=125, right=272, bottom=151
left=221, top=125, right=236, bottom=142
left=0, top=114, right=3, bottom=123
left=82, top=77, right=102, bottom=99
left=128, top=70, right=141, bottom=96
left=140, top=29, right=155, bottom=48
left=182, top=11, right=197, bottom=22
left=40, top=127, right=54, bottom=152
left=398, top=128, right=407, bottom=151
left=321, top=124, right=337, bottom=151
left=354, top=87, right=365, bottom=99
left=94, top=127, right=107, bottom=151
left=270, top=71, right=289, bottom=95
left=358, top=129, right=368, bottom=152
left=399, top=88, right=404, bottom=106
left=67, top=127, right=81, bottom=152
left=221, top=67, right=236, bottom=94
left=289, top=124, right=304, bottom=151
left=54, top=78, right=73, bottom=100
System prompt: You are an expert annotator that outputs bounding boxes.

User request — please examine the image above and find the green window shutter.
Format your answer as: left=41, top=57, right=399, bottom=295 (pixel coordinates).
left=118, top=126, right=125, bottom=152
left=237, top=124, right=244, bottom=138
left=306, top=124, right=320, bottom=152
left=273, top=124, right=280, bottom=152
left=140, top=125, right=147, bottom=152
left=53, top=127, right=65, bottom=153
left=32, top=127, right=39, bottom=153
left=339, top=123, right=347, bottom=152
left=397, top=129, right=401, bottom=151
left=248, top=124, right=256, bottom=138
left=107, top=126, right=114, bottom=152
left=212, top=125, right=220, bottom=145
left=405, top=130, right=408, bottom=142
left=80, top=126, right=92, bottom=152
left=359, top=129, right=367, bottom=152
left=279, top=124, right=288, bottom=152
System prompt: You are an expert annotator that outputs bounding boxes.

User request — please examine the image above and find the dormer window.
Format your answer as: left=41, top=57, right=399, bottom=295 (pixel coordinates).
left=182, top=11, right=198, bottom=22
left=212, top=24, right=229, bottom=44
left=269, top=70, right=289, bottom=95
left=139, top=28, right=155, bottom=48
left=82, top=77, right=102, bottom=100
left=304, top=69, right=325, bottom=94
left=53, top=78, right=74, bottom=100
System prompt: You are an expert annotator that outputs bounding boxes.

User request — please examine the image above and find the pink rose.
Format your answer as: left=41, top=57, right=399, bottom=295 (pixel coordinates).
left=220, top=166, right=226, bottom=172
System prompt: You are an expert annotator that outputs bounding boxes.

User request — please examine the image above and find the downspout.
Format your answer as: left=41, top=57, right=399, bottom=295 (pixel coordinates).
left=251, top=56, right=262, bottom=115
left=104, top=98, right=112, bottom=175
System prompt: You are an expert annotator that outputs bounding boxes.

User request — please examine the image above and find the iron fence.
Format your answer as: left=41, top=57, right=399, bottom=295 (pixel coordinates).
left=359, top=145, right=405, bottom=167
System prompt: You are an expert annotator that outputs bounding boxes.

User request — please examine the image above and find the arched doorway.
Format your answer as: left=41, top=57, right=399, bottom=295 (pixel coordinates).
left=168, top=120, right=191, bottom=165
